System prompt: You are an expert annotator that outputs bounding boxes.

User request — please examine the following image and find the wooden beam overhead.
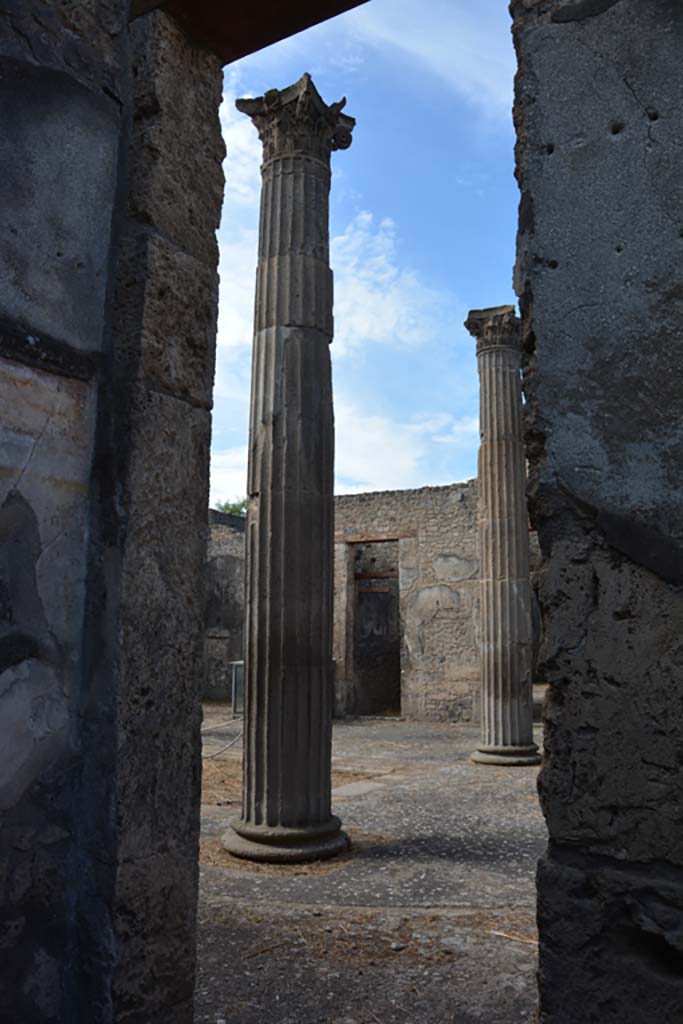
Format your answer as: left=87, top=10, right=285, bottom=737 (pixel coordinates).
left=129, top=0, right=369, bottom=65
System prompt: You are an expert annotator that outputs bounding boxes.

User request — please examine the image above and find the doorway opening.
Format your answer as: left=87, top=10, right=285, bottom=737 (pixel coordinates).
left=352, top=540, right=401, bottom=716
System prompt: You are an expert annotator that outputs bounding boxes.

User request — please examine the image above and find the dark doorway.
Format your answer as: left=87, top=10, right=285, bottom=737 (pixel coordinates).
left=352, top=541, right=401, bottom=715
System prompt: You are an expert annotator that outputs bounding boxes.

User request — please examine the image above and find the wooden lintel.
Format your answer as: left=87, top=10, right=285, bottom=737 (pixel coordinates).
left=335, top=531, right=416, bottom=545
left=129, top=0, right=369, bottom=65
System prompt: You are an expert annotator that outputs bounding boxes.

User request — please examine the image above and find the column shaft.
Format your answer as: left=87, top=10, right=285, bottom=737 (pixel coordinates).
left=466, top=306, right=540, bottom=766
left=223, top=75, right=354, bottom=861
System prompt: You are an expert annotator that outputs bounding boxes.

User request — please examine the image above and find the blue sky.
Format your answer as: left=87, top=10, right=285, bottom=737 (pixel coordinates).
left=210, top=0, right=518, bottom=504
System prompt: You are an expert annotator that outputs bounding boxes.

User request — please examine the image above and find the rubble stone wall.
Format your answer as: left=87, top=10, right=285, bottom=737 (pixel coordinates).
left=0, top=5, right=131, bottom=1019
left=0, top=7, right=224, bottom=1020
left=334, top=483, right=481, bottom=720
left=205, top=511, right=245, bottom=699
left=512, top=1, right=683, bottom=1019
left=208, top=484, right=540, bottom=722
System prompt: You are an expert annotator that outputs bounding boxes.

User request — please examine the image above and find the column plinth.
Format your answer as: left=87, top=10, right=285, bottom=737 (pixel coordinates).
left=465, top=305, right=540, bottom=767
left=222, top=74, right=354, bottom=863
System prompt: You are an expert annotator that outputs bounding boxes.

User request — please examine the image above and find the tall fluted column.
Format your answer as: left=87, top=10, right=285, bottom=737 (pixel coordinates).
left=222, top=74, right=354, bottom=862
left=465, top=306, right=540, bottom=766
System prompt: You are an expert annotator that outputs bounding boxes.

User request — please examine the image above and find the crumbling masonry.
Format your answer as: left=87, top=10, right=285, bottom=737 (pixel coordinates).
left=513, top=1, right=683, bottom=1020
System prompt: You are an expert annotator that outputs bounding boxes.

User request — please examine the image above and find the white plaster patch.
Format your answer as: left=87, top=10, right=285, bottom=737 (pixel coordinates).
left=433, top=553, right=478, bottom=582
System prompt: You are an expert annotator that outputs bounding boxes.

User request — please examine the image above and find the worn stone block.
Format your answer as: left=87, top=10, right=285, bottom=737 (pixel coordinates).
left=128, top=12, right=224, bottom=266
left=114, top=230, right=219, bottom=407
left=514, top=0, right=683, bottom=852
left=512, top=0, right=683, bottom=1015
left=0, top=356, right=97, bottom=1021
left=538, top=849, right=683, bottom=1023
left=0, top=358, right=96, bottom=810
left=112, top=845, right=198, bottom=1024
left=0, top=2, right=129, bottom=97
left=0, top=59, right=119, bottom=353
left=538, top=541, right=683, bottom=864
left=115, top=387, right=210, bottom=861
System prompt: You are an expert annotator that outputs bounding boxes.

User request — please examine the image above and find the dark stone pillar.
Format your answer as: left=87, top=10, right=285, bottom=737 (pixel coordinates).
left=0, top=6, right=131, bottom=1021
left=0, top=7, right=224, bottom=1021
left=222, top=75, right=353, bottom=863
left=466, top=306, right=539, bottom=766
left=512, top=1, right=683, bottom=1020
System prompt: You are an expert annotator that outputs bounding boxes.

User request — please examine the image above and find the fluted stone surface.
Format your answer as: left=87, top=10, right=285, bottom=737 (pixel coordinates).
left=222, top=74, right=354, bottom=862
left=466, top=306, right=540, bottom=766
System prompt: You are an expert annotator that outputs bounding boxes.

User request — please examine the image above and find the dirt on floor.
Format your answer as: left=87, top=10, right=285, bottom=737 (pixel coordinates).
left=201, top=756, right=398, bottom=810
left=196, top=715, right=545, bottom=1024
left=200, top=829, right=388, bottom=876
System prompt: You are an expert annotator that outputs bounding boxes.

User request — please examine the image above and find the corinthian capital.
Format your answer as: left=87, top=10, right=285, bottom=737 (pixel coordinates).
left=236, top=72, right=355, bottom=163
left=464, top=305, right=521, bottom=356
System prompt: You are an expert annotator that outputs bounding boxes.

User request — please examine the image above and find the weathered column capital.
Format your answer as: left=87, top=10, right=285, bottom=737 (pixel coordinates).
left=236, top=72, right=355, bottom=164
left=465, top=304, right=521, bottom=356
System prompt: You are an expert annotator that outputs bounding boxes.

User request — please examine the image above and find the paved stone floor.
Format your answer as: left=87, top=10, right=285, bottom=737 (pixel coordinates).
left=196, top=706, right=545, bottom=1024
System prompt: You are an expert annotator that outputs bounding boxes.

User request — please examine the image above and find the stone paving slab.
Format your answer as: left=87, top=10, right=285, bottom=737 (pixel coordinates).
left=196, top=714, right=545, bottom=1023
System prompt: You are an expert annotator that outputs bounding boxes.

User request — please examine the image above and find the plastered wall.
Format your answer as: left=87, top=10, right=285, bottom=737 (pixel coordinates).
left=334, top=483, right=481, bottom=720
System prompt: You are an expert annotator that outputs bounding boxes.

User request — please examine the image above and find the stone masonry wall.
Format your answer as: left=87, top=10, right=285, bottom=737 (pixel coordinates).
left=0, top=6, right=224, bottom=1020
left=335, top=483, right=481, bottom=721
left=209, top=485, right=540, bottom=722
left=0, top=6, right=131, bottom=1020
left=512, top=1, right=683, bottom=1020
left=205, top=511, right=245, bottom=699
left=103, top=12, right=224, bottom=1020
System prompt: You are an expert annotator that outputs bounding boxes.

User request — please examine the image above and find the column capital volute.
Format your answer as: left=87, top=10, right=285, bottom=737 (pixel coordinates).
left=464, top=304, right=521, bottom=356
left=236, top=72, right=355, bottom=164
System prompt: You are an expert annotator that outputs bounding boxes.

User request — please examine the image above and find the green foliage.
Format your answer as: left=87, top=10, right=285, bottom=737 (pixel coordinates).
left=214, top=497, right=247, bottom=517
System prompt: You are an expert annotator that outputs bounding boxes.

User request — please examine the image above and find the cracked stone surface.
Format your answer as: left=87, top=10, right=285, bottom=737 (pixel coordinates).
left=197, top=710, right=544, bottom=1023
left=512, top=1, right=683, bottom=1020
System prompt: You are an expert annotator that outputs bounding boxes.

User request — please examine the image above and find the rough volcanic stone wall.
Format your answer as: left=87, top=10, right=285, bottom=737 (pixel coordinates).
left=104, top=12, right=224, bottom=1020
left=0, top=5, right=224, bottom=1020
left=512, top=1, right=683, bottom=1020
left=208, top=485, right=540, bottom=722
left=335, top=484, right=481, bottom=721
left=205, top=511, right=245, bottom=699
left=0, top=5, right=131, bottom=1020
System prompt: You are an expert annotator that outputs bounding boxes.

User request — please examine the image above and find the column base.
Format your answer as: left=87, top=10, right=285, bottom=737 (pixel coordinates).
left=471, top=743, right=541, bottom=766
left=221, top=815, right=349, bottom=864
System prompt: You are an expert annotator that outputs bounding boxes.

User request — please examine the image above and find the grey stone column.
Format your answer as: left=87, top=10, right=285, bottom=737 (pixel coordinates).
left=222, top=74, right=353, bottom=862
left=465, top=306, right=540, bottom=766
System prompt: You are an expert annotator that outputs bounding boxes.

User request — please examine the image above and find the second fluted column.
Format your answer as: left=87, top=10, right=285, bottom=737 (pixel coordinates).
left=465, top=305, right=540, bottom=767
left=222, top=74, right=354, bottom=862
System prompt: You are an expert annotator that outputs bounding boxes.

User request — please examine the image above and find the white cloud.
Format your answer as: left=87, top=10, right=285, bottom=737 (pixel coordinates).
left=219, top=1, right=514, bottom=120
left=215, top=229, right=258, bottom=356
left=220, top=69, right=262, bottom=210
left=331, top=212, right=453, bottom=358
left=209, top=446, right=248, bottom=507
left=432, top=414, right=480, bottom=446
left=334, top=395, right=456, bottom=493
left=350, top=0, right=515, bottom=118
left=209, top=405, right=463, bottom=504
left=213, top=72, right=260, bottom=412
